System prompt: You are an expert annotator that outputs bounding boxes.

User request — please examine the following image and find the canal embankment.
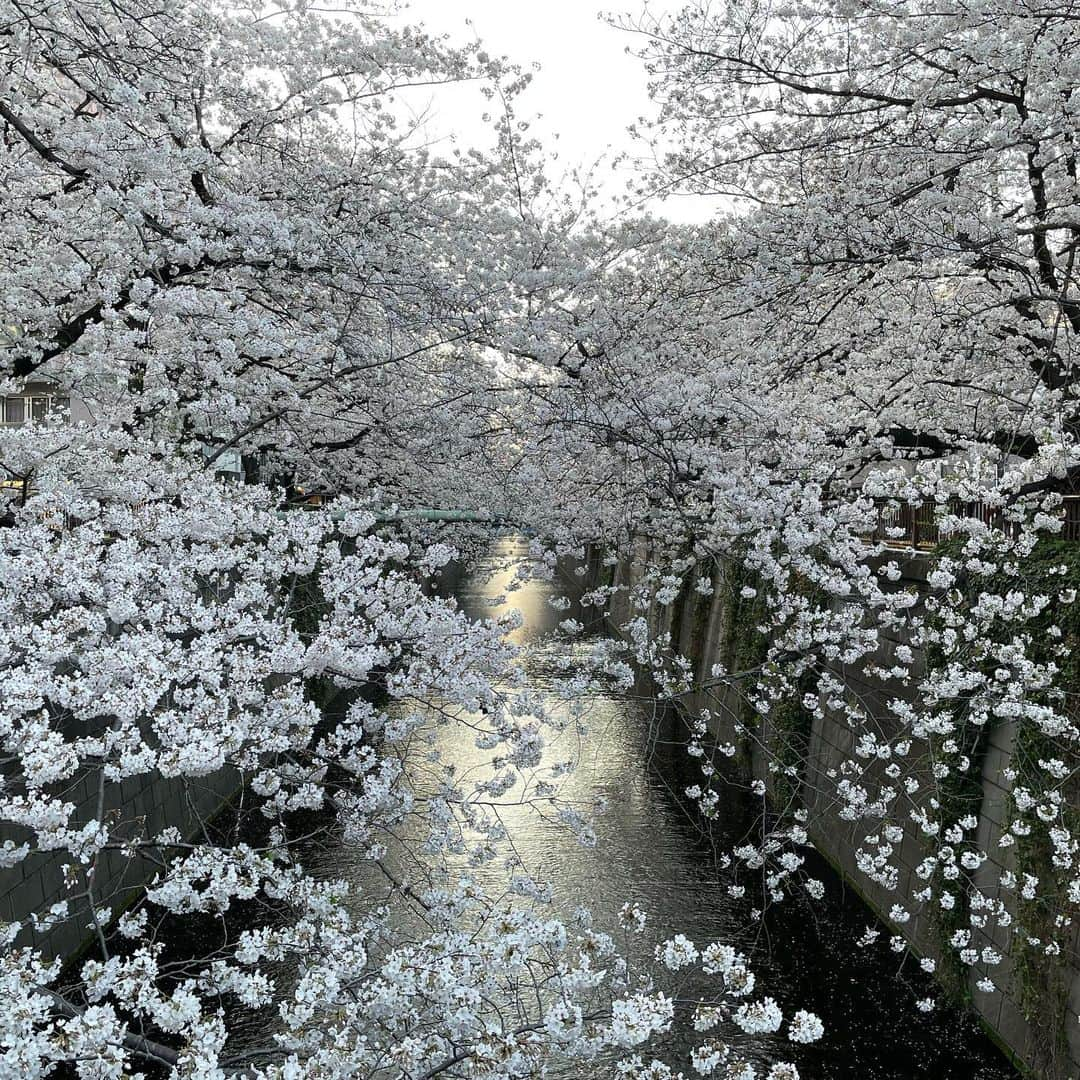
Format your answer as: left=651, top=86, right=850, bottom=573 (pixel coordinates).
left=566, top=540, right=1080, bottom=1080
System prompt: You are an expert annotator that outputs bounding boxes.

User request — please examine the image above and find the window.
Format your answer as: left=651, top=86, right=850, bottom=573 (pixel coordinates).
left=1, top=393, right=69, bottom=426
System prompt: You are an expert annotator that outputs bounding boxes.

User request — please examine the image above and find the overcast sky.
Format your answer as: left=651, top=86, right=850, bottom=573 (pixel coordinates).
left=396, top=0, right=714, bottom=223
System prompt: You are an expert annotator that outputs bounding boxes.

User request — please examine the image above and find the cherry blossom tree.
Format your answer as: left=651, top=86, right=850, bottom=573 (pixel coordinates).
left=0, top=0, right=824, bottom=1076
left=495, top=0, right=1080, bottom=1048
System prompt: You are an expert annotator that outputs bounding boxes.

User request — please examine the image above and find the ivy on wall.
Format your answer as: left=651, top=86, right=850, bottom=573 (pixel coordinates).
left=714, top=559, right=816, bottom=809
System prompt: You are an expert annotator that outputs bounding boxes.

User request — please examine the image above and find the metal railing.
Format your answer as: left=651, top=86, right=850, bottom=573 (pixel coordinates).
left=870, top=496, right=1080, bottom=549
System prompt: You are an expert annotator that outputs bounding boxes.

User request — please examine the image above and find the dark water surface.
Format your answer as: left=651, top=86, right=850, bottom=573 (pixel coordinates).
left=229, top=535, right=1020, bottom=1079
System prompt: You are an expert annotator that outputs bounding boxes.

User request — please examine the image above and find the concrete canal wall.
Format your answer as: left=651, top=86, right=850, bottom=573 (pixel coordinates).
left=572, top=541, right=1080, bottom=1080
left=0, top=768, right=239, bottom=963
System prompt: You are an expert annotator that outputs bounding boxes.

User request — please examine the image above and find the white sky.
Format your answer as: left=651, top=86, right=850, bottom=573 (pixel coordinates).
left=394, top=0, right=716, bottom=224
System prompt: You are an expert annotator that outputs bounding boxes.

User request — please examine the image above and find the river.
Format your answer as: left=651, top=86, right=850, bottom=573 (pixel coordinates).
left=228, top=534, right=1019, bottom=1079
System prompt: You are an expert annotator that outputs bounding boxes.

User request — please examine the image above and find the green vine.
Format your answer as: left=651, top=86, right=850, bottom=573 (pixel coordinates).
left=724, top=561, right=769, bottom=681
left=767, top=695, right=813, bottom=811
left=715, top=560, right=817, bottom=807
